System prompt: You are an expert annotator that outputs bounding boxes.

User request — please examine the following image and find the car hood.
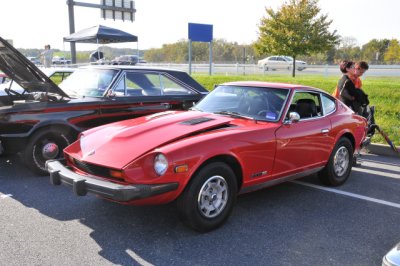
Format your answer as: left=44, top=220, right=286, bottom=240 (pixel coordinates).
left=67, top=111, right=237, bottom=168
left=0, top=36, right=69, bottom=98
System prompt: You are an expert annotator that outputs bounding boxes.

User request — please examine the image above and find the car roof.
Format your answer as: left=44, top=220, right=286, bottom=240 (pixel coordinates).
left=78, top=65, right=208, bottom=93
left=222, top=81, right=303, bottom=89
left=221, top=81, right=326, bottom=93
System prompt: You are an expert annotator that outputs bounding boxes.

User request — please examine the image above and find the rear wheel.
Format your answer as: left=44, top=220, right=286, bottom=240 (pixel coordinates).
left=24, top=128, right=74, bottom=175
left=318, top=137, right=353, bottom=186
left=177, top=162, right=237, bottom=232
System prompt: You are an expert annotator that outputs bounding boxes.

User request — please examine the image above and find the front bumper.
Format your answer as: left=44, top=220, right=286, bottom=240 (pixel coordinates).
left=46, top=159, right=179, bottom=202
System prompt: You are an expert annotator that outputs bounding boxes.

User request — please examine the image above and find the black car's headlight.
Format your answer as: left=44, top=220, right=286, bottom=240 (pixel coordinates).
left=154, top=153, right=168, bottom=176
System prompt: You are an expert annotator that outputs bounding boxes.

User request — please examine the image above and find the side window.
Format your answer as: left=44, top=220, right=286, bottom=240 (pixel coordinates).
left=49, top=72, right=73, bottom=84
left=112, top=72, right=193, bottom=97
left=289, top=91, right=322, bottom=119
left=321, top=94, right=336, bottom=115
left=113, top=76, right=126, bottom=96
left=161, top=75, right=193, bottom=95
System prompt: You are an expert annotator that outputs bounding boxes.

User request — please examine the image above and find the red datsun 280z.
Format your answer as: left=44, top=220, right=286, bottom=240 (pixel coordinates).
left=46, top=81, right=368, bottom=232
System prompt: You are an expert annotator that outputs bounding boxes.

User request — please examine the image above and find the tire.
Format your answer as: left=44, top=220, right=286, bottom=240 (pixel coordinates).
left=23, top=128, right=74, bottom=175
left=264, top=65, right=269, bottom=71
left=318, top=137, right=353, bottom=186
left=177, top=162, right=238, bottom=232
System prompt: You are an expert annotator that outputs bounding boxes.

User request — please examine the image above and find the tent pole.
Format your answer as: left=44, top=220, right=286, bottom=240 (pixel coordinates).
left=97, top=38, right=100, bottom=63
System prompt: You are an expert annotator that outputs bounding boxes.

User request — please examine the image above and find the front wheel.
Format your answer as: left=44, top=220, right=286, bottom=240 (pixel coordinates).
left=23, top=128, right=74, bottom=175
left=177, top=162, right=238, bottom=232
left=318, top=137, right=353, bottom=186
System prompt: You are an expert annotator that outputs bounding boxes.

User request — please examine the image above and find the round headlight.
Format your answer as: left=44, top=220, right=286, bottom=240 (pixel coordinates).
left=154, top=154, right=168, bottom=176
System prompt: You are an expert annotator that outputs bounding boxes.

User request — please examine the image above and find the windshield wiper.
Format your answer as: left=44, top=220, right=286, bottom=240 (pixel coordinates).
left=214, top=111, right=255, bottom=120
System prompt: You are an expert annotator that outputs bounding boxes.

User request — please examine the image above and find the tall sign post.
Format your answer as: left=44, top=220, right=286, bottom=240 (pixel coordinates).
left=188, top=23, right=213, bottom=75
left=66, top=0, right=136, bottom=64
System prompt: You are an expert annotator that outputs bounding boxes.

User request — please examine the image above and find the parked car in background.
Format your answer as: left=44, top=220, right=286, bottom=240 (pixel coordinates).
left=257, top=56, right=307, bottom=71
left=47, top=80, right=368, bottom=232
left=0, top=67, right=75, bottom=96
left=383, top=242, right=400, bottom=266
left=52, top=56, right=72, bottom=65
left=27, top=56, right=41, bottom=65
left=111, top=55, right=139, bottom=65
left=0, top=36, right=208, bottom=174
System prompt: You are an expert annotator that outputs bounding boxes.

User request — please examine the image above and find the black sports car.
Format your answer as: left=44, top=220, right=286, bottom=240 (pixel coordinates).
left=0, top=36, right=208, bottom=174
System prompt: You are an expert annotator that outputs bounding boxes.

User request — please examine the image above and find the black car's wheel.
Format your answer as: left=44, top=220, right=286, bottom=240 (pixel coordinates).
left=24, top=128, right=74, bottom=175
left=318, top=137, right=353, bottom=186
left=177, top=162, right=238, bottom=232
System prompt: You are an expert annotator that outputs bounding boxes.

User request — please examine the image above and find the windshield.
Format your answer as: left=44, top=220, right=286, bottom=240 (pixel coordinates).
left=59, top=68, right=118, bottom=97
left=195, top=85, right=290, bottom=122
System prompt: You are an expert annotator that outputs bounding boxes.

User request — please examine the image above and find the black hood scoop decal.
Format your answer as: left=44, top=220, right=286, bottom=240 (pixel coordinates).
left=180, top=117, right=216, bottom=125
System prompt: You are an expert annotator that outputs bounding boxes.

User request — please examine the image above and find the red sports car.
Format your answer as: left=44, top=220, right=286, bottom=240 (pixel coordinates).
left=47, top=81, right=368, bottom=232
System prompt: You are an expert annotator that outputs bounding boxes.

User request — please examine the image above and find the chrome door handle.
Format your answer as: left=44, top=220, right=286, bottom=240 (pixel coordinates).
left=321, top=129, right=329, bottom=133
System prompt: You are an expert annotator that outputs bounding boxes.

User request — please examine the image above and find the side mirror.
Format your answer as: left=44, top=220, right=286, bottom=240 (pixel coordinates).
left=284, top=112, right=300, bottom=124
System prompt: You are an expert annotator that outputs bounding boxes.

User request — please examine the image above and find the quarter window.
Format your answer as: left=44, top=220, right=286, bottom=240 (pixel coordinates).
left=321, top=94, right=336, bottom=115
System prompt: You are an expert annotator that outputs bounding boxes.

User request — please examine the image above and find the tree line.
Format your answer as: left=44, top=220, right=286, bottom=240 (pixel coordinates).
left=140, top=37, right=400, bottom=65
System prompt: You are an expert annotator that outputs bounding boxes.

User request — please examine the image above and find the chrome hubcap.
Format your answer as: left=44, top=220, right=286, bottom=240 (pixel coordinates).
left=197, top=175, right=228, bottom=218
left=42, top=142, right=59, bottom=160
left=333, top=146, right=349, bottom=176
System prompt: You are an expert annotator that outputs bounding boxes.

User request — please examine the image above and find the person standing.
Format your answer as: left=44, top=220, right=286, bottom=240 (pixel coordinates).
left=41, top=44, right=53, bottom=68
left=337, top=60, right=357, bottom=110
left=353, top=61, right=369, bottom=89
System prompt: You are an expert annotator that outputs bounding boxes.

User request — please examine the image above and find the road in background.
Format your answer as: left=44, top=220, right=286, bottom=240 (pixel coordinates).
left=142, top=63, right=400, bottom=77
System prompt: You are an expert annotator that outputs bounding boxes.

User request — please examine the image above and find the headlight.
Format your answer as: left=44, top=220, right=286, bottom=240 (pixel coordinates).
left=154, top=153, right=168, bottom=176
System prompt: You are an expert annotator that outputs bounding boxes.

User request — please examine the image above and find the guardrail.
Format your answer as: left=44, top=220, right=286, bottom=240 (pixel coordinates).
left=44, top=62, right=400, bottom=77
left=135, top=63, right=400, bottom=77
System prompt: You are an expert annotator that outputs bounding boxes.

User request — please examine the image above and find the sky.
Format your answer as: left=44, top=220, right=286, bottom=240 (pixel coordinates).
left=1, top=0, right=400, bottom=51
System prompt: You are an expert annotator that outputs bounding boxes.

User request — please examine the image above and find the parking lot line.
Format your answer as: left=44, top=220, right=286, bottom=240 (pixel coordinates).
left=291, top=180, right=400, bottom=209
left=352, top=167, right=400, bottom=179
left=126, top=249, right=154, bottom=266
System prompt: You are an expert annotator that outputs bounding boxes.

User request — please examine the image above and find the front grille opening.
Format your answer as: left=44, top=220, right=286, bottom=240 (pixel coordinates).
left=73, top=158, right=122, bottom=182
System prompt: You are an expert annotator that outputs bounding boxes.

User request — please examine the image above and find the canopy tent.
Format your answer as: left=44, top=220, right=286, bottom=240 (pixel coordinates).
left=63, top=25, right=138, bottom=44
left=63, top=25, right=138, bottom=64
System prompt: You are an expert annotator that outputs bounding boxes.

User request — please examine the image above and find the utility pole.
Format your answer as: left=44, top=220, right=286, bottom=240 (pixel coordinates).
left=67, top=0, right=77, bottom=64
left=66, top=0, right=136, bottom=64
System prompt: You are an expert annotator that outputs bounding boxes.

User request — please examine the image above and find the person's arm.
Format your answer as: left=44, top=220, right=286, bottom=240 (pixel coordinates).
left=340, top=80, right=355, bottom=101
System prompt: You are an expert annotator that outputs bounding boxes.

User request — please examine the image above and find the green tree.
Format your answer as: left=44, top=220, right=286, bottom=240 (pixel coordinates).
left=254, top=0, right=339, bottom=76
left=361, top=39, right=390, bottom=64
left=384, top=39, right=400, bottom=64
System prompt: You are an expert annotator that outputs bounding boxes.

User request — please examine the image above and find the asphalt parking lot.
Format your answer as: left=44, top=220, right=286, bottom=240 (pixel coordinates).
left=0, top=152, right=399, bottom=266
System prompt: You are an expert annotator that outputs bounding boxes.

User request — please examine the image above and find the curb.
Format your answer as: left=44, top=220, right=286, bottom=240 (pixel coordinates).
left=363, top=143, right=399, bottom=158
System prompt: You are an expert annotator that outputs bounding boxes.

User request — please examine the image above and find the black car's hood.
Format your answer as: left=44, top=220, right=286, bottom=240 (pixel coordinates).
left=0, top=36, right=69, bottom=98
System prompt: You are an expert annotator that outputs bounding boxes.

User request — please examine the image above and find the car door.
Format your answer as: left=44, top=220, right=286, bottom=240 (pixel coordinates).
left=275, top=56, right=285, bottom=69
left=99, top=71, right=203, bottom=124
left=273, top=90, right=334, bottom=177
left=267, top=56, right=277, bottom=69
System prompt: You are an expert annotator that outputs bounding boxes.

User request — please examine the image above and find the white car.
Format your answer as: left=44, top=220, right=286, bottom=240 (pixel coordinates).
left=0, top=68, right=74, bottom=96
left=257, top=56, right=307, bottom=71
left=52, top=56, right=72, bottom=65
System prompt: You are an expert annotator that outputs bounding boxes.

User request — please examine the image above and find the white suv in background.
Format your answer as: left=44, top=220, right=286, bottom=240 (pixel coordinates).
left=257, top=56, right=307, bottom=71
